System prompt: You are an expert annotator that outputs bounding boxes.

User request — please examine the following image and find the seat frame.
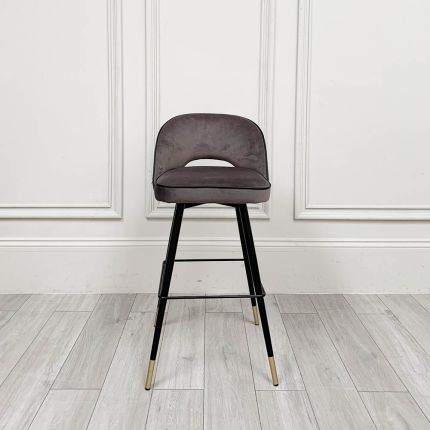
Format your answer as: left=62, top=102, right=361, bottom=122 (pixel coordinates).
left=144, top=202, right=279, bottom=390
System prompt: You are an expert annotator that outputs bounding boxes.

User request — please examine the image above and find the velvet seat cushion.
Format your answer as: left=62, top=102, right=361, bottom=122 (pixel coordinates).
left=154, top=166, right=271, bottom=204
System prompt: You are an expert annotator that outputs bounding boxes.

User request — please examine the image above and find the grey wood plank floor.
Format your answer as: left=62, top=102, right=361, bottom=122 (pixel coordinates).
left=413, top=295, right=430, bottom=313
left=379, top=294, right=430, bottom=355
left=155, top=299, right=205, bottom=389
left=146, top=390, right=203, bottom=430
left=344, top=294, right=390, bottom=314
left=53, top=294, right=135, bottom=390
left=29, top=390, right=99, bottom=430
left=0, top=310, right=14, bottom=329
left=311, top=295, right=404, bottom=392
left=0, top=293, right=429, bottom=429
left=0, top=294, right=64, bottom=385
left=57, top=294, right=101, bottom=312
left=0, top=311, right=89, bottom=429
left=360, top=392, right=430, bottom=430
left=283, top=313, right=377, bottom=429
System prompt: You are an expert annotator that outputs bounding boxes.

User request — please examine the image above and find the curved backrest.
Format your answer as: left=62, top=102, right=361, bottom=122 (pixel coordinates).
left=153, top=113, right=268, bottom=183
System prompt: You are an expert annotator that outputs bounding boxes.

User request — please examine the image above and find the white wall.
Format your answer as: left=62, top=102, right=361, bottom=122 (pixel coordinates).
left=1, top=0, right=430, bottom=294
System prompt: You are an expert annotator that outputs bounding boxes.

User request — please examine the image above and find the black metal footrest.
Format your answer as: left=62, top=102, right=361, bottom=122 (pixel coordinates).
left=159, top=284, right=266, bottom=300
left=158, top=256, right=264, bottom=300
left=174, top=258, right=244, bottom=262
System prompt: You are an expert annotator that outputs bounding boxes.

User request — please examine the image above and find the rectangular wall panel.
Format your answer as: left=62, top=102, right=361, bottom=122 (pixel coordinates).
left=295, top=0, right=430, bottom=219
left=0, top=0, right=122, bottom=218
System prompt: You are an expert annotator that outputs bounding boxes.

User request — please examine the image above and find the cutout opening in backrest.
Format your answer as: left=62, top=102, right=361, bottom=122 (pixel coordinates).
left=185, top=159, right=234, bottom=167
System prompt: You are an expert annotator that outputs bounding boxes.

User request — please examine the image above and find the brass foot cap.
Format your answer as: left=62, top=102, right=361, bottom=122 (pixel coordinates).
left=268, top=356, right=279, bottom=386
left=252, top=306, right=260, bottom=325
left=145, top=360, right=156, bottom=390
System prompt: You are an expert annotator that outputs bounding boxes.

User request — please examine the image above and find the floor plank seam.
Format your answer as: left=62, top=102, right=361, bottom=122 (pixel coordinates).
left=308, top=296, right=380, bottom=429
left=378, top=294, right=430, bottom=357
left=85, top=294, right=137, bottom=430
left=274, top=294, right=317, bottom=315
left=15, top=309, right=91, bottom=429
left=356, top=296, right=430, bottom=424
left=280, top=314, right=322, bottom=430
left=241, top=307, right=263, bottom=430
left=0, top=309, right=19, bottom=329
left=50, top=387, right=100, bottom=391
left=153, top=388, right=204, bottom=391
left=278, top=312, right=316, bottom=315
left=378, top=295, right=430, bottom=358
left=34, top=311, right=93, bottom=430
left=0, top=294, right=31, bottom=313
left=350, top=297, right=430, bottom=427
left=350, top=302, right=409, bottom=392
left=51, top=310, right=96, bottom=313
left=259, top=389, right=308, bottom=393
left=342, top=294, right=389, bottom=315
left=205, top=310, right=244, bottom=313
left=315, top=295, right=408, bottom=393
left=0, top=300, right=61, bottom=391
left=411, top=295, right=430, bottom=315
left=50, top=308, right=95, bottom=390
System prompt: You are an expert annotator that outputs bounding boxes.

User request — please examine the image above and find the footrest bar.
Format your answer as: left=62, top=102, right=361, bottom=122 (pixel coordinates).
left=160, top=285, right=266, bottom=300
left=174, top=258, right=244, bottom=262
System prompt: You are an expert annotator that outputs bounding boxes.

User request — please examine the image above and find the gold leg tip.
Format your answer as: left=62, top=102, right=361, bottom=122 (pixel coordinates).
left=268, top=356, right=279, bottom=386
left=145, top=360, right=156, bottom=390
left=252, top=306, right=260, bottom=325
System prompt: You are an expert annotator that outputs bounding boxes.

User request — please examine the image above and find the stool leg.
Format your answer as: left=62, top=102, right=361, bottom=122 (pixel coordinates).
left=235, top=206, right=259, bottom=325
left=239, top=204, right=279, bottom=386
left=145, top=203, right=185, bottom=390
left=154, top=261, right=166, bottom=327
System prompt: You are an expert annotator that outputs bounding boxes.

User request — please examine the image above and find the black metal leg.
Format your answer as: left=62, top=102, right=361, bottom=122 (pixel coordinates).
left=154, top=260, right=166, bottom=327
left=239, top=204, right=279, bottom=386
left=235, top=206, right=259, bottom=325
left=145, top=203, right=185, bottom=390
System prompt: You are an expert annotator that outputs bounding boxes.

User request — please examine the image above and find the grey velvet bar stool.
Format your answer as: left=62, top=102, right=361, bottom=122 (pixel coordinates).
left=145, top=113, right=278, bottom=390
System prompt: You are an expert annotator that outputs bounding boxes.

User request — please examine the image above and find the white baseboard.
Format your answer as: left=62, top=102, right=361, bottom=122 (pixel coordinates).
left=1, top=237, right=429, bottom=294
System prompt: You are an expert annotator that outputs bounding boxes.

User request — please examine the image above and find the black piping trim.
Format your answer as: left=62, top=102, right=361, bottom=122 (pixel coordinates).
left=155, top=183, right=271, bottom=191
left=154, top=167, right=271, bottom=191
left=154, top=166, right=186, bottom=184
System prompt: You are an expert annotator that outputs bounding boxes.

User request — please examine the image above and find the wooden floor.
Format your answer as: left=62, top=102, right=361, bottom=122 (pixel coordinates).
left=1, top=294, right=430, bottom=429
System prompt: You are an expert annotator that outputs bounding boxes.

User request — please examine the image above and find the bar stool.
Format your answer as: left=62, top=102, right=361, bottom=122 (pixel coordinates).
left=145, top=113, right=278, bottom=390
